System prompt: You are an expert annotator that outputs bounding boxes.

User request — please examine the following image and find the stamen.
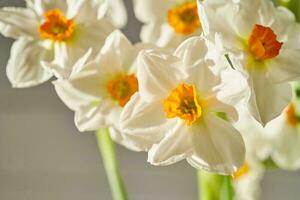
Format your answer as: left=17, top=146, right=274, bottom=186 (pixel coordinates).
left=163, top=83, right=202, bottom=125
left=107, top=74, right=138, bottom=107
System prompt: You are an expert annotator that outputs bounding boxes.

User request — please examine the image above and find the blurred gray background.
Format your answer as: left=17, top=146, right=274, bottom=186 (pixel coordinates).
left=0, top=0, right=299, bottom=199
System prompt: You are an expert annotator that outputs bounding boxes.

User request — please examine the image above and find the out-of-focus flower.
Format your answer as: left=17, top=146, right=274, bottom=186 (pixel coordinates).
left=234, top=109, right=273, bottom=162
left=0, top=0, right=114, bottom=87
left=235, top=102, right=300, bottom=171
left=233, top=156, right=264, bottom=200
left=106, top=0, right=128, bottom=28
left=265, top=103, right=300, bottom=170
left=198, top=0, right=300, bottom=125
left=54, top=30, right=152, bottom=151
left=120, top=36, right=248, bottom=174
left=134, top=0, right=202, bottom=48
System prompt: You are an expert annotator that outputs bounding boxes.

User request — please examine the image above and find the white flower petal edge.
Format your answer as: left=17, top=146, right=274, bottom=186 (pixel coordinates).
left=120, top=36, right=246, bottom=174
left=54, top=30, right=155, bottom=151
left=198, top=0, right=300, bottom=125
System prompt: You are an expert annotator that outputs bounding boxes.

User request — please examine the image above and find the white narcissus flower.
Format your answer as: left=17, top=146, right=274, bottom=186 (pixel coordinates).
left=120, top=36, right=248, bottom=174
left=265, top=103, right=300, bottom=170
left=53, top=30, right=155, bottom=151
left=134, top=0, right=202, bottom=48
left=198, top=0, right=300, bottom=125
left=0, top=0, right=114, bottom=87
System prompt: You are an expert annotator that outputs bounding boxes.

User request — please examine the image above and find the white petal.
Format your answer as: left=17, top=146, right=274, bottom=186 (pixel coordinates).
left=97, top=30, right=135, bottom=73
left=140, top=21, right=164, bottom=44
left=120, top=93, right=168, bottom=139
left=108, top=127, right=145, bottom=152
left=185, top=64, right=220, bottom=99
left=188, top=113, right=245, bottom=175
left=67, top=0, right=107, bottom=23
left=53, top=71, right=103, bottom=110
left=174, top=36, right=214, bottom=67
left=0, top=7, right=39, bottom=39
left=267, top=49, right=300, bottom=83
left=234, top=108, right=273, bottom=161
left=6, top=38, right=52, bottom=88
left=216, top=67, right=250, bottom=108
left=248, top=68, right=292, bottom=125
left=148, top=121, right=193, bottom=166
left=106, top=0, right=128, bottom=28
left=205, top=97, right=239, bottom=122
left=198, top=0, right=240, bottom=49
left=133, top=0, right=170, bottom=22
left=26, top=0, right=68, bottom=16
left=75, top=101, right=116, bottom=132
left=137, top=50, right=185, bottom=101
left=69, top=48, right=93, bottom=76
left=266, top=114, right=300, bottom=170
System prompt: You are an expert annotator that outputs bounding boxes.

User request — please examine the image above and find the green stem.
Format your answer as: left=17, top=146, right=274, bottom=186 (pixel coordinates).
left=96, top=128, right=128, bottom=200
left=198, top=170, right=234, bottom=200
left=277, top=0, right=300, bottom=22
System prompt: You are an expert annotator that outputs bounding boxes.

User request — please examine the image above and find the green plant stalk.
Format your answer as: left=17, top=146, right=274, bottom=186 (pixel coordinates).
left=198, top=170, right=234, bottom=200
left=277, top=0, right=300, bottom=22
left=96, top=128, right=128, bottom=200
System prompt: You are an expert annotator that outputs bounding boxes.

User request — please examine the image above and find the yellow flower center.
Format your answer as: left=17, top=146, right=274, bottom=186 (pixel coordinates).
left=163, top=83, right=202, bottom=125
left=106, top=74, right=138, bottom=107
left=248, top=24, right=283, bottom=61
left=233, top=162, right=250, bottom=180
left=168, top=2, right=200, bottom=35
left=39, top=9, right=75, bottom=41
left=285, top=103, right=299, bottom=127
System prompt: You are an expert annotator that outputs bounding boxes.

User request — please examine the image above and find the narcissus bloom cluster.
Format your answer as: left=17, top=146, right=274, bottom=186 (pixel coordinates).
left=2, top=0, right=300, bottom=199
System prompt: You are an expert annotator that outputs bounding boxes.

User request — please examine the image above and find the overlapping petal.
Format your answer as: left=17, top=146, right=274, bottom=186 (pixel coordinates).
left=6, top=38, right=52, bottom=88
left=0, top=7, right=39, bottom=39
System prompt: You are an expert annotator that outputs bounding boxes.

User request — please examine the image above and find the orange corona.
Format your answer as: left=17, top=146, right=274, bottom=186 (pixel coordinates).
left=168, top=2, right=200, bottom=35
left=163, top=83, right=202, bottom=125
left=248, top=24, right=283, bottom=61
left=39, top=9, right=75, bottom=41
left=285, top=103, right=299, bottom=127
left=233, top=162, right=250, bottom=180
left=107, top=74, right=138, bottom=107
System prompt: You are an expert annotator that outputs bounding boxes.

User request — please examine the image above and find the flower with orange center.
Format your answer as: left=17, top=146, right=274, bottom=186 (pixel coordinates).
left=199, top=0, right=300, bottom=126
left=248, top=24, right=283, bottom=61
left=120, top=37, right=247, bottom=174
left=168, top=2, right=200, bottom=35
left=54, top=30, right=146, bottom=151
left=163, top=83, right=202, bottom=125
left=0, top=1, right=114, bottom=87
left=107, top=74, right=138, bottom=107
left=134, top=0, right=202, bottom=48
left=39, top=9, right=75, bottom=41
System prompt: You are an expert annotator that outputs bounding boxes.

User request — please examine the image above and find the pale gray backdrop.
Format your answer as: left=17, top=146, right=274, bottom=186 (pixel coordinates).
left=0, top=0, right=299, bottom=199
